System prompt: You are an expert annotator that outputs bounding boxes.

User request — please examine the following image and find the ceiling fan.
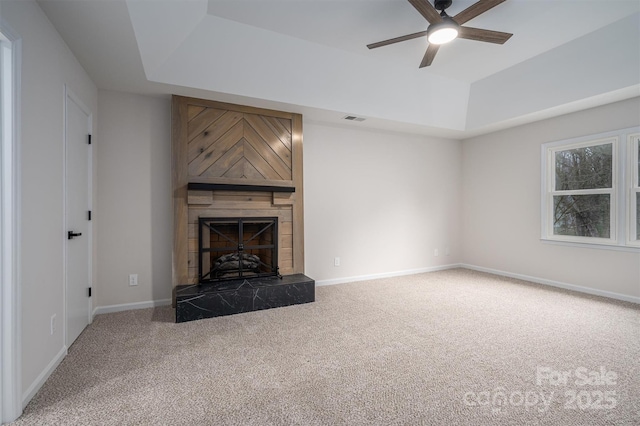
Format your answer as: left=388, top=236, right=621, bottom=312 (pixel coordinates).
left=367, top=0, right=513, bottom=68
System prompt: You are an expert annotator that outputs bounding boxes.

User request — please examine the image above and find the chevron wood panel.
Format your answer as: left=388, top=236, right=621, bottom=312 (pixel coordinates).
left=186, top=108, right=292, bottom=181
left=200, top=140, right=244, bottom=178
left=173, top=96, right=305, bottom=291
left=187, top=105, right=206, bottom=121
left=243, top=120, right=291, bottom=179
left=222, top=157, right=266, bottom=180
left=188, top=120, right=243, bottom=177
left=264, top=116, right=292, bottom=150
left=187, top=108, right=227, bottom=142
left=187, top=111, right=243, bottom=163
left=244, top=114, right=292, bottom=168
left=243, top=139, right=282, bottom=180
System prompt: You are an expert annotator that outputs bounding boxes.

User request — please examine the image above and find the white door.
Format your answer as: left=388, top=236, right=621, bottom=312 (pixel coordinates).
left=65, top=89, right=92, bottom=347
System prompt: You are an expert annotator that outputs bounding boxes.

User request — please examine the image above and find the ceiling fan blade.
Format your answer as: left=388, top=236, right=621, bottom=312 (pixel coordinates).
left=419, top=44, right=440, bottom=68
left=367, top=30, right=429, bottom=49
left=457, top=26, right=513, bottom=44
left=454, top=0, right=508, bottom=25
left=408, top=0, right=443, bottom=24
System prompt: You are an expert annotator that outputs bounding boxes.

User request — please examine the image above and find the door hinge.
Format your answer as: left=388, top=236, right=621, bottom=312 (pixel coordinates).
left=88, top=210, right=92, bottom=221
left=88, top=134, right=92, bottom=145
left=88, top=287, right=92, bottom=297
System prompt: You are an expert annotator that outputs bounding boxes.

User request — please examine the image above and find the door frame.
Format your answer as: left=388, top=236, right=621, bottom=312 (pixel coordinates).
left=0, top=19, right=22, bottom=424
left=63, top=85, right=93, bottom=348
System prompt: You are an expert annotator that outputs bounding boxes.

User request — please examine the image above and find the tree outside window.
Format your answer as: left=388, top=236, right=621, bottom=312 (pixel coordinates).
left=553, top=143, right=612, bottom=238
left=542, top=128, right=640, bottom=249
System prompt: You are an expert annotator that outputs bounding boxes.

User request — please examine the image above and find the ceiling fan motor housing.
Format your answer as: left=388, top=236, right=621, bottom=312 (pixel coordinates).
left=434, top=0, right=452, bottom=11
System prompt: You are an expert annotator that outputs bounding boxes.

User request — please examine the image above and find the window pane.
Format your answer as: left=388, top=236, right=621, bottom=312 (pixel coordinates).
left=637, top=142, right=639, bottom=186
left=553, top=195, right=610, bottom=238
left=555, top=143, right=612, bottom=190
left=637, top=193, right=640, bottom=240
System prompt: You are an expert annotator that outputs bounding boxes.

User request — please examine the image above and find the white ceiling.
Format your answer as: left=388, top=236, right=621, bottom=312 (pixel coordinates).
left=38, top=0, right=640, bottom=138
left=205, top=0, right=639, bottom=83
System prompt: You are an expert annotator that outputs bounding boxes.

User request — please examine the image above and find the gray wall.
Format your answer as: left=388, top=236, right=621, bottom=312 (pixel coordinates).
left=96, top=90, right=172, bottom=308
left=462, top=97, right=640, bottom=298
left=303, top=122, right=462, bottom=282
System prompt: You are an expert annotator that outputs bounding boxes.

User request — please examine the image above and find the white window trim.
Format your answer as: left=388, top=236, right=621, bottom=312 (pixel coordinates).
left=541, top=126, right=640, bottom=252
left=546, top=137, right=618, bottom=245
left=627, top=133, right=640, bottom=247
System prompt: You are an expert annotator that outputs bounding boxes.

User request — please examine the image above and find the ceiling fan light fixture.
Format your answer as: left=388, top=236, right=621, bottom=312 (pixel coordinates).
left=367, top=0, right=513, bottom=68
left=427, top=17, right=459, bottom=45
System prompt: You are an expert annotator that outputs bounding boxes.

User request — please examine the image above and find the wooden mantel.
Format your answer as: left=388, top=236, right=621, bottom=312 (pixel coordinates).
left=171, top=96, right=305, bottom=289
left=187, top=182, right=295, bottom=193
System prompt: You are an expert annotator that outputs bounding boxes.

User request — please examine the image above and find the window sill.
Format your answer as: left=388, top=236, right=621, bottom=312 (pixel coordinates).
left=540, top=238, right=640, bottom=253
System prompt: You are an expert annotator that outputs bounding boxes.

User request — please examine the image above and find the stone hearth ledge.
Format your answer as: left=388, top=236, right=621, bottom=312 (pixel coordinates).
left=175, top=274, right=315, bottom=323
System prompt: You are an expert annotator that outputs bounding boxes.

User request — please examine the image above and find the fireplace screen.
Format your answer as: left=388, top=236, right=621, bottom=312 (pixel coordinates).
left=198, top=217, right=279, bottom=283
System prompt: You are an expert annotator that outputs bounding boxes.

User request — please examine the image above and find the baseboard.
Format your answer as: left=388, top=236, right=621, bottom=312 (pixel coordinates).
left=461, top=264, right=640, bottom=304
left=315, top=264, right=462, bottom=286
left=22, top=345, right=67, bottom=409
left=92, top=299, right=172, bottom=318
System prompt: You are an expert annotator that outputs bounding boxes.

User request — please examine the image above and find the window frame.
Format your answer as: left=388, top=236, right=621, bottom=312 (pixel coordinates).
left=627, top=133, right=640, bottom=247
left=541, top=126, right=640, bottom=251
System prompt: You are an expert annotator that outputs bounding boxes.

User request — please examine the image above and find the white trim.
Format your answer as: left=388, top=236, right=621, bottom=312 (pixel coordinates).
left=314, top=264, right=462, bottom=286
left=92, top=299, right=173, bottom=318
left=62, top=86, right=67, bottom=350
left=0, top=20, right=22, bottom=424
left=21, top=346, right=67, bottom=410
left=548, top=138, right=617, bottom=243
left=540, top=238, right=639, bottom=253
left=460, top=264, right=640, bottom=305
left=627, top=133, right=640, bottom=246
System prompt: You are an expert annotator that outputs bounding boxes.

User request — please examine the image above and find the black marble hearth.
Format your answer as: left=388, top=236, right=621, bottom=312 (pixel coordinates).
left=175, top=274, right=315, bottom=323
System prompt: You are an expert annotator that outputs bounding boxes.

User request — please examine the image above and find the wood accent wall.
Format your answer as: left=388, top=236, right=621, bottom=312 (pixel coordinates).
left=172, top=96, right=305, bottom=287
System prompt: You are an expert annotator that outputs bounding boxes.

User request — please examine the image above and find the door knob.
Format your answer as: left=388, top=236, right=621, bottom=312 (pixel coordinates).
left=68, top=231, right=82, bottom=240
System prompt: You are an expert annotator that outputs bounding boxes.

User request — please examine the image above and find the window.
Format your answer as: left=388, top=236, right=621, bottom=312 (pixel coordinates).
left=541, top=127, right=640, bottom=250
left=629, top=133, right=640, bottom=245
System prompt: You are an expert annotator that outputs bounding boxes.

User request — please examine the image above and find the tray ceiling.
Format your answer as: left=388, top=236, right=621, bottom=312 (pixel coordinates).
left=38, top=0, right=640, bottom=137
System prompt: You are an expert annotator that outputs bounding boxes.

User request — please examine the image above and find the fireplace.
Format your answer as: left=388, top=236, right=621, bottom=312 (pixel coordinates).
left=198, top=217, right=279, bottom=283
left=172, top=96, right=314, bottom=322
left=176, top=214, right=313, bottom=322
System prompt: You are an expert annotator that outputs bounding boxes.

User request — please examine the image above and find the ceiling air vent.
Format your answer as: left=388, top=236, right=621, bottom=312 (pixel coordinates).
left=342, top=115, right=366, bottom=122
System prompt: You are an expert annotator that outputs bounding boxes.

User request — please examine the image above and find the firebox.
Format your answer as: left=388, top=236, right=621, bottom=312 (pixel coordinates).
left=198, top=217, right=279, bottom=283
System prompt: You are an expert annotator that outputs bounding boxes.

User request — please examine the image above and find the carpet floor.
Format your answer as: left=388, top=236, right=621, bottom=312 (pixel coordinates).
left=11, top=268, right=640, bottom=425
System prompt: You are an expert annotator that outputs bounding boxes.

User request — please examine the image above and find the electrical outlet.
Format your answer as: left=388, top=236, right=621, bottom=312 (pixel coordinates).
left=334, top=257, right=340, bottom=267
left=434, top=249, right=439, bottom=257
left=50, top=314, right=56, bottom=335
left=129, top=274, right=138, bottom=286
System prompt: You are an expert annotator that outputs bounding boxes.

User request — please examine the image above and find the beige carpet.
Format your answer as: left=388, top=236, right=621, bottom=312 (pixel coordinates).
left=12, top=269, right=640, bottom=425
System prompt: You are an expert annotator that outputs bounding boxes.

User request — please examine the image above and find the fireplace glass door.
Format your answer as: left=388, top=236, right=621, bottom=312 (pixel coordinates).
left=198, top=217, right=278, bottom=283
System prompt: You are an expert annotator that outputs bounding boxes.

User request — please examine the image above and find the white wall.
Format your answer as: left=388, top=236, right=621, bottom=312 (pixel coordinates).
left=462, top=97, right=640, bottom=299
left=303, top=122, right=462, bottom=283
left=2, top=0, right=98, bottom=402
left=96, top=90, right=172, bottom=308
